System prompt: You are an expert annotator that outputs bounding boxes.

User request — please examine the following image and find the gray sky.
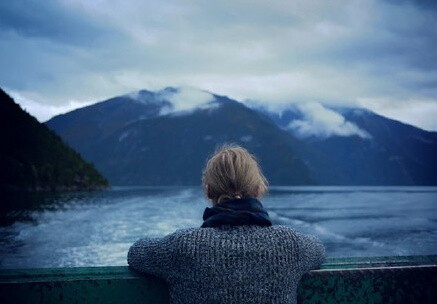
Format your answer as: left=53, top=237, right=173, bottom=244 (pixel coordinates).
left=1, top=0, right=437, bottom=131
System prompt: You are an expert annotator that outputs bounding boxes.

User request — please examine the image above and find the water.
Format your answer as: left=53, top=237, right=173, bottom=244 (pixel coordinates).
left=0, top=186, right=436, bottom=269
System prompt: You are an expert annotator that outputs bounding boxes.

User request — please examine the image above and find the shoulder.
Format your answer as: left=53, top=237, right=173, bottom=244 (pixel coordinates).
left=164, top=227, right=206, bottom=243
left=171, top=227, right=203, bottom=237
left=264, top=225, right=313, bottom=241
left=270, top=225, right=320, bottom=239
left=268, top=225, right=324, bottom=255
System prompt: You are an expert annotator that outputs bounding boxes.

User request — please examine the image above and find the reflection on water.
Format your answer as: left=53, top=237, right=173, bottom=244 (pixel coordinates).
left=0, top=186, right=436, bottom=269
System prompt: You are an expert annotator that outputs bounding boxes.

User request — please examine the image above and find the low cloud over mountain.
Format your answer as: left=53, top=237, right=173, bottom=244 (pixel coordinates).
left=285, top=102, right=371, bottom=139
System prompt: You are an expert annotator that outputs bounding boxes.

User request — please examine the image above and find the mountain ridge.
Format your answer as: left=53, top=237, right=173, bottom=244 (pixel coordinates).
left=0, top=88, right=109, bottom=192
left=252, top=102, right=437, bottom=185
left=46, top=87, right=437, bottom=186
left=47, top=88, right=314, bottom=185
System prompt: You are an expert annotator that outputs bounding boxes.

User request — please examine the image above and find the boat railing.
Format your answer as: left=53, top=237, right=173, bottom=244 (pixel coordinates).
left=1, top=255, right=436, bottom=303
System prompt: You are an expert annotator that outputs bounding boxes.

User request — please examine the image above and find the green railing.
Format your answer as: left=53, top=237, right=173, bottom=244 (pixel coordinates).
left=1, top=256, right=436, bottom=303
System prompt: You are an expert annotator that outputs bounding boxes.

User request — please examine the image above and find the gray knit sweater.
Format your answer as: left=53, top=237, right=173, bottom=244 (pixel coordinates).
left=128, top=225, right=325, bottom=304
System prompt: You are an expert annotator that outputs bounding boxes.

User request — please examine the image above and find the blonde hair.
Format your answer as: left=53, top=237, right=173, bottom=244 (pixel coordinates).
left=202, top=144, right=268, bottom=205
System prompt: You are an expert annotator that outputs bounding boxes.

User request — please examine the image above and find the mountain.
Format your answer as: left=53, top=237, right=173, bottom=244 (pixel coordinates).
left=0, top=88, right=109, bottom=191
left=46, top=89, right=171, bottom=153
left=46, top=88, right=313, bottom=185
left=46, top=87, right=437, bottom=186
left=253, top=104, right=437, bottom=185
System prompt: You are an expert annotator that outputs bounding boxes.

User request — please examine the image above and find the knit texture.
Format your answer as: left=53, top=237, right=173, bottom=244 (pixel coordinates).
left=128, top=225, right=325, bottom=304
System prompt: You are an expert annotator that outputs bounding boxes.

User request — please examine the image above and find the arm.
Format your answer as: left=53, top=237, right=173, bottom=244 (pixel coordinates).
left=295, top=232, right=326, bottom=273
left=127, top=233, right=176, bottom=280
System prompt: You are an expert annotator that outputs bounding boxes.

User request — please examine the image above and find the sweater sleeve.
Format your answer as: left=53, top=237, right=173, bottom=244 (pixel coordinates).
left=127, top=232, right=176, bottom=280
left=295, top=232, right=326, bottom=273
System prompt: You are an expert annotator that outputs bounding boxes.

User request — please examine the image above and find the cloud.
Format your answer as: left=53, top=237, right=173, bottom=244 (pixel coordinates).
left=357, top=96, right=437, bottom=131
left=0, top=0, right=113, bottom=46
left=288, top=102, right=371, bottom=138
left=156, top=87, right=216, bottom=115
left=5, top=89, right=94, bottom=122
left=0, top=0, right=436, bottom=130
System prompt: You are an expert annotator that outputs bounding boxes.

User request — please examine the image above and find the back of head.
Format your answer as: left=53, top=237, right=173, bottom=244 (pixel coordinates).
left=202, top=144, right=268, bottom=205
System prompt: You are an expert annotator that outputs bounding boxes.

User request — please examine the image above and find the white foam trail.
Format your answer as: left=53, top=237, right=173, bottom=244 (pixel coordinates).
left=268, top=210, right=385, bottom=248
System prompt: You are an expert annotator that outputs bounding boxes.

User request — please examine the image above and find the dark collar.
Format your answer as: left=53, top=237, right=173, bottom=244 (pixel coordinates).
left=201, top=197, right=272, bottom=228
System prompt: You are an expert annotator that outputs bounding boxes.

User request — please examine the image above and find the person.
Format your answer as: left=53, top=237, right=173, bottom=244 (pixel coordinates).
left=128, top=144, right=325, bottom=304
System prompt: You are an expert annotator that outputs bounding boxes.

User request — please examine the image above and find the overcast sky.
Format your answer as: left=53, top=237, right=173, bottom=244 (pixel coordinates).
left=1, top=0, right=436, bottom=131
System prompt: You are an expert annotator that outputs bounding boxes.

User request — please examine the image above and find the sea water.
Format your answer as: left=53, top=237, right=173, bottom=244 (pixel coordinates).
left=0, top=186, right=436, bottom=269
